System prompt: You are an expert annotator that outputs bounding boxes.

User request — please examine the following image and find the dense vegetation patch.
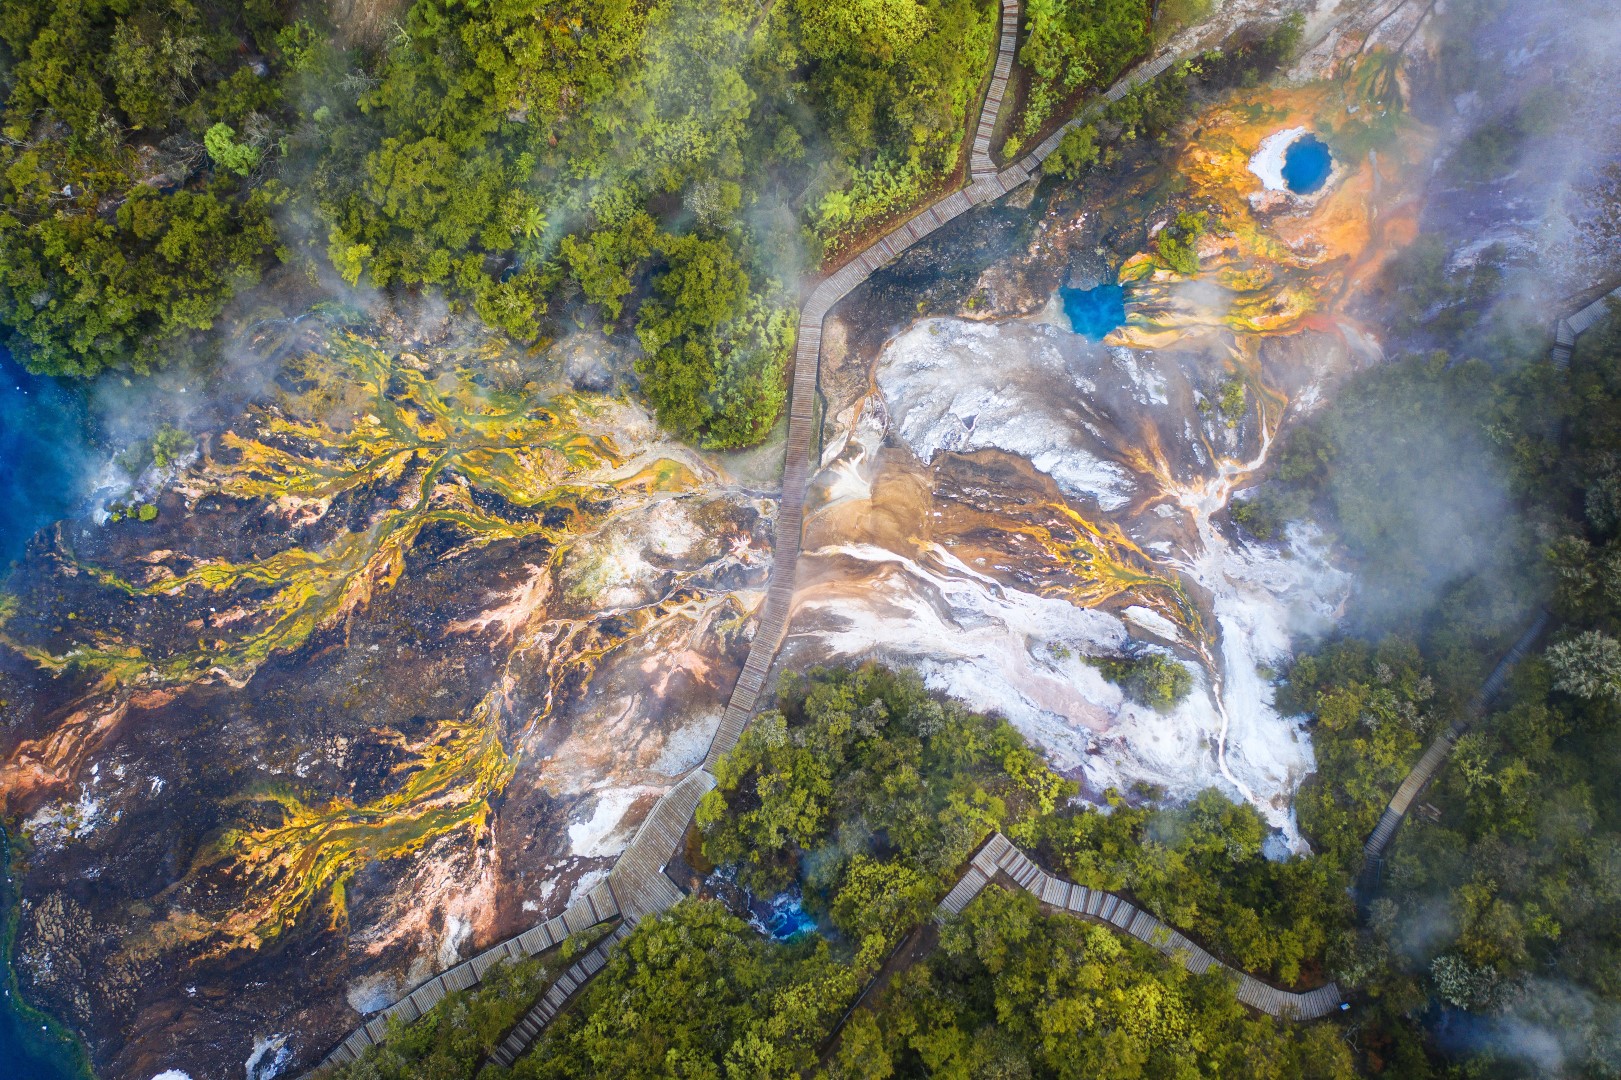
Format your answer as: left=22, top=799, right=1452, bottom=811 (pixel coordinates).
left=1281, top=638, right=1448, bottom=872
left=0, top=0, right=290, bottom=376
left=519, top=665, right=1353, bottom=1078
left=698, top=664, right=1344, bottom=982
left=831, top=883, right=1357, bottom=1080
left=1235, top=224, right=1621, bottom=1072
left=1033, top=788, right=1349, bottom=985
left=1023, top=16, right=1304, bottom=181
left=1013, top=0, right=1149, bottom=147
left=697, top=665, right=1072, bottom=953
left=0, top=0, right=1014, bottom=447
left=513, top=898, right=851, bottom=1077
left=1088, top=650, right=1194, bottom=711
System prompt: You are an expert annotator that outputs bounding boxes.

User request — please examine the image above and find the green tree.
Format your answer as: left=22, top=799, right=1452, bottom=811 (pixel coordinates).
left=635, top=233, right=790, bottom=447
left=518, top=900, right=853, bottom=1079
left=1018, top=0, right=1150, bottom=134
left=0, top=0, right=288, bottom=376
left=795, top=0, right=929, bottom=60
left=149, top=424, right=194, bottom=469
left=1156, top=210, right=1208, bottom=276
left=1042, top=123, right=1101, bottom=179
left=1546, top=630, right=1621, bottom=702
left=1092, top=651, right=1194, bottom=711
left=854, top=886, right=1358, bottom=1079
left=829, top=856, right=935, bottom=963
left=109, top=20, right=205, bottom=130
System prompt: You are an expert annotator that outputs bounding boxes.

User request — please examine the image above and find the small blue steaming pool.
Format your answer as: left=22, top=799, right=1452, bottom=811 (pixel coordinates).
left=1061, top=283, right=1126, bottom=339
left=751, top=889, right=819, bottom=942
left=1281, top=133, right=1333, bottom=195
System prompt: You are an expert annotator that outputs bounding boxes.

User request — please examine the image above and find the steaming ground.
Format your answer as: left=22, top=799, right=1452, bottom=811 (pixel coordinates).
left=1425, top=0, right=1621, bottom=297
left=787, top=315, right=1353, bottom=849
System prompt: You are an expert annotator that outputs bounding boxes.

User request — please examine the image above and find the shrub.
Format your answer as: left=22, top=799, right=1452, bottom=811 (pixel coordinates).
left=1155, top=210, right=1208, bottom=275
left=1091, top=651, right=1194, bottom=711
left=204, top=122, right=262, bottom=177
left=1042, top=123, right=1100, bottom=179
left=1217, top=378, right=1246, bottom=426
left=150, top=425, right=195, bottom=469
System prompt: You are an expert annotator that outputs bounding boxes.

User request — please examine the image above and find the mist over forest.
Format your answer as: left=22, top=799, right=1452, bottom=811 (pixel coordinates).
left=2, top=0, right=1621, bottom=1078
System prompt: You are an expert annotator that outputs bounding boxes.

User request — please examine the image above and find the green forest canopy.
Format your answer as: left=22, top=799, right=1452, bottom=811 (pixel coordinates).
left=0, top=0, right=1161, bottom=447
left=1258, top=307, right=1621, bottom=1078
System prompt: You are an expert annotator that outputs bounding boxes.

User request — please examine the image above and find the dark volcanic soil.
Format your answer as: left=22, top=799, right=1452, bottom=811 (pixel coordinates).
left=0, top=320, right=773, bottom=1078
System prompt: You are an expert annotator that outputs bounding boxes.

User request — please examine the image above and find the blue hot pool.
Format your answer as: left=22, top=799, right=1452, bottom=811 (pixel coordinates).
left=1061, top=283, right=1126, bottom=339
left=1281, top=134, right=1333, bottom=195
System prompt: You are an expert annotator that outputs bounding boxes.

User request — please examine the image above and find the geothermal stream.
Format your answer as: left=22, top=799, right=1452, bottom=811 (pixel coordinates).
left=1166, top=432, right=1286, bottom=840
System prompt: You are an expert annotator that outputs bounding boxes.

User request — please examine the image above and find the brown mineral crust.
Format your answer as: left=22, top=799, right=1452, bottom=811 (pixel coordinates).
left=931, top=450, right=1187, bottom=588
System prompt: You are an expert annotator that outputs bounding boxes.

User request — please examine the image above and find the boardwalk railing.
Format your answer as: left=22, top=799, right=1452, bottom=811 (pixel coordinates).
left=299, top=15, right=1203, bottom=1073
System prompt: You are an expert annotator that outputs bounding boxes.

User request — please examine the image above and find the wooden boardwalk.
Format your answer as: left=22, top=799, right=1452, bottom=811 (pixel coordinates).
left=1550, top=285, right=1621, bottom=367
left=1357, top=610, right=1548, bottom=897
left=305, top=879, right=618, bottom=1072
left=300, top=18, right=1204, bottom=1076
left=969, top=0, right=1021, bottom=179
left=487, top=923, right=634, bottom=1068
left=940, top=833, right=1345, bottom=1020
left=608, top=768, right=713, bottom=920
